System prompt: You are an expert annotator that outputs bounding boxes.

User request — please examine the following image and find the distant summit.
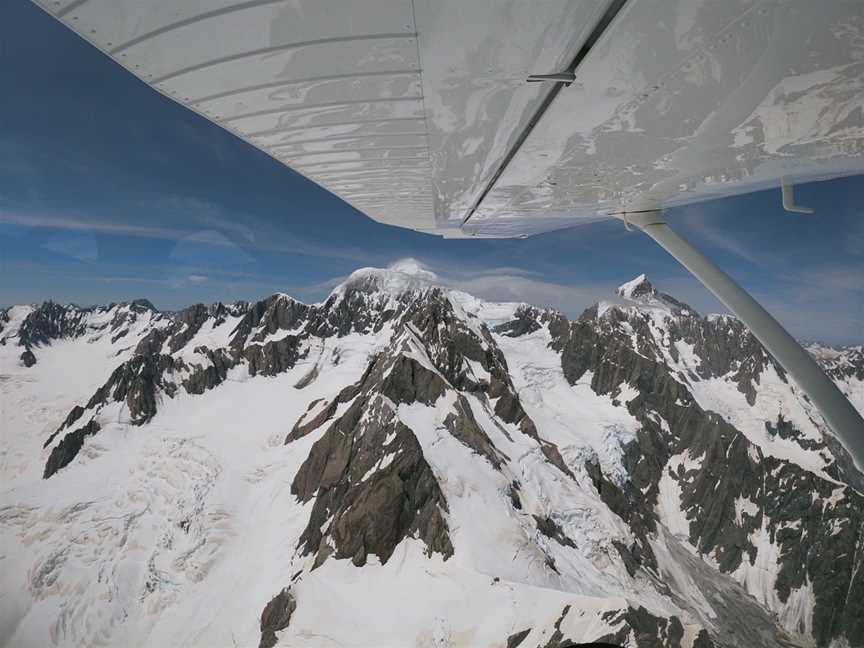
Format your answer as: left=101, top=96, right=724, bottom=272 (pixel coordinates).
left=616, top=273, right=654, bottom=300
left=334, top=258, right=440, bottom=297
left=616, top=273, right=696, bottom=316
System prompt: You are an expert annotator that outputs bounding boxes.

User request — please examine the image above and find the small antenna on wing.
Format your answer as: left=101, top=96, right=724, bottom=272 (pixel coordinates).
left=781, top=177, right=815, bottom=214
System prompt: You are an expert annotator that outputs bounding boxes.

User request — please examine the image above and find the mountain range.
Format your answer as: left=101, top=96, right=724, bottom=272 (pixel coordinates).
left=1, top=260, right=863, bottom=648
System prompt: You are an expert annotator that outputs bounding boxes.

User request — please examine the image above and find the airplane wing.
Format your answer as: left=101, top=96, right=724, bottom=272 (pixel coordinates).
left=32, top=0, right=864, bottom=239
left=30, top=0, right=609, bottom=236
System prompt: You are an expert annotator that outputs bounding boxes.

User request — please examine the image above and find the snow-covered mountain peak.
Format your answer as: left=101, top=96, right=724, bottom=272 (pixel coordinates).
left=616, top=273, right=654, bottom=300
left=0, top=299, right=167, bottom=365
left=126, top=298, right=158, bottom=314
left=612, top=274, right=696, bottom=317
left=334, top=258, right=440, bottom=298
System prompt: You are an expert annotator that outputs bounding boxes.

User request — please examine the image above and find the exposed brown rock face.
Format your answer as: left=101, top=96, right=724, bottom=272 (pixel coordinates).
left=230, top=295, right=307, bottom=349
left=533, top=514, right=576, bottom=548
left=182, top=347, right=234, bottom=394
left=285, top=336, right=455, bottom=568
left=20, top=348, right=36, bottom=367
left=380, top=354, right=448, bottom=405
left=671, top=315, right=776, bottom=405
left=287, top=398, right=335, bottom=442
left=258, top=587, right=296, bottom=648
left=86, top=354, right=183, bottom=425
left=134, top=327, right=168, bottom=357
left=596, top=606, right=693, bottom=648
left=512, top=603, right=707, bottom=648
left=43, top=419, right=100, bottom=479
left=243, top=335, right=305, bottom=377
left=443, top=394, right=508, bottom=470
left=166, top=304, right=212, bottom=353
left=292, top=395, right=453, bottom=568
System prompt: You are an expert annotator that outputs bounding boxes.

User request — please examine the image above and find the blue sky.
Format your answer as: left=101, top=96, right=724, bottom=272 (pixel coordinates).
left=1, top=0, right=862, bottom=344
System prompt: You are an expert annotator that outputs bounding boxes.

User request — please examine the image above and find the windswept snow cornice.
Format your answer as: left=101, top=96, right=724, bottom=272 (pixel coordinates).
left=332, top=259, right=440, bottom=299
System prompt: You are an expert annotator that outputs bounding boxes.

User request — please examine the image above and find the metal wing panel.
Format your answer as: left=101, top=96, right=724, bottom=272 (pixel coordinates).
left=231, top=99, right=427, bottom=136
left=412, top=0, right=611, bottom=227
left=196, top=73, right=424, bottom=123
left=32, top=0, right=615, bottom=234
left=34, top=0, right=864, bottom=238
left=153, top=38, right=423, bottom=106
left=249, top=118, right=429, bottom=148
left=464, top=0, right=864, bottom=236
left=34, top=0, right=436, bottom=229
left=59, top=0, right=416, bottom=70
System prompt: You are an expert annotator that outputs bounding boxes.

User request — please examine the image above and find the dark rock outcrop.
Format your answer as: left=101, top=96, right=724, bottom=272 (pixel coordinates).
left=443, top=395, right=507, bottom=470
left=183, top=347, right=235, bottom=394
left=258, top=587, right=296, bottom=648
left=230, top=295, right=307, bottom=349
left=43, top=420, right=100, bottom=478
left=85, top=354, right=183, bottom=425
left=166, top=304, right=211, bottom=352
left=597, top=606, right=692, bottom=648
left=20, top=348, right=36, bottom=367
left=292, top=396, right=453, bottom=567
left=380, top=355, right=447, bottom=405
left=533, top=515, right=576, bottom=548
left=13, top=301, right=164, bottom=368
left=243, top=335, right=305, bottom=377
left=43, top=405, right=86, bottom=449
left=494, top=305, right=550, bottom=338
left=17, top=301, right=89, bottom=349
left=534, top=604, right=667, bottom=648
left=506, top=628, right=531, bottom=648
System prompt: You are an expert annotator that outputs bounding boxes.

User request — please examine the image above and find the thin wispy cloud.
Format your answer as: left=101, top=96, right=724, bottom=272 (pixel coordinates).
left=0, top=209, right=189, bottom=240
left=40, top=231, right=98, bottom=262
left=0, top=206, right=389, bottom=264
left=843, top=217, right=864, bottom=256
left=674, top=206, right=762, bottom=265
left=141, top=194, right=258, bottom=244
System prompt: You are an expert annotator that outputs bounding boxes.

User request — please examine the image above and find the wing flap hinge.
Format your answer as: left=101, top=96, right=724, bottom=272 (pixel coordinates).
left=526, top=72, right=576, bottom=86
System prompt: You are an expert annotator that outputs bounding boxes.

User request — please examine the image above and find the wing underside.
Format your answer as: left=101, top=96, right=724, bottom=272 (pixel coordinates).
left=33, top=0, right=864, bottom=238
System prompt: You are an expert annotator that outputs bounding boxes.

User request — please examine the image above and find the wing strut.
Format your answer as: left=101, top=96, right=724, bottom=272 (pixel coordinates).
left=623, top=210, right=864, bottom=468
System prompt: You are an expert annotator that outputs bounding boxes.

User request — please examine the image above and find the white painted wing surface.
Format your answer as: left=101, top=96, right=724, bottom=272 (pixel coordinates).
left=31, top=0, right=864, bottom=237
left=464, top=0, right=864, bottom=236
left=31, top=0, right=609, bottom=236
